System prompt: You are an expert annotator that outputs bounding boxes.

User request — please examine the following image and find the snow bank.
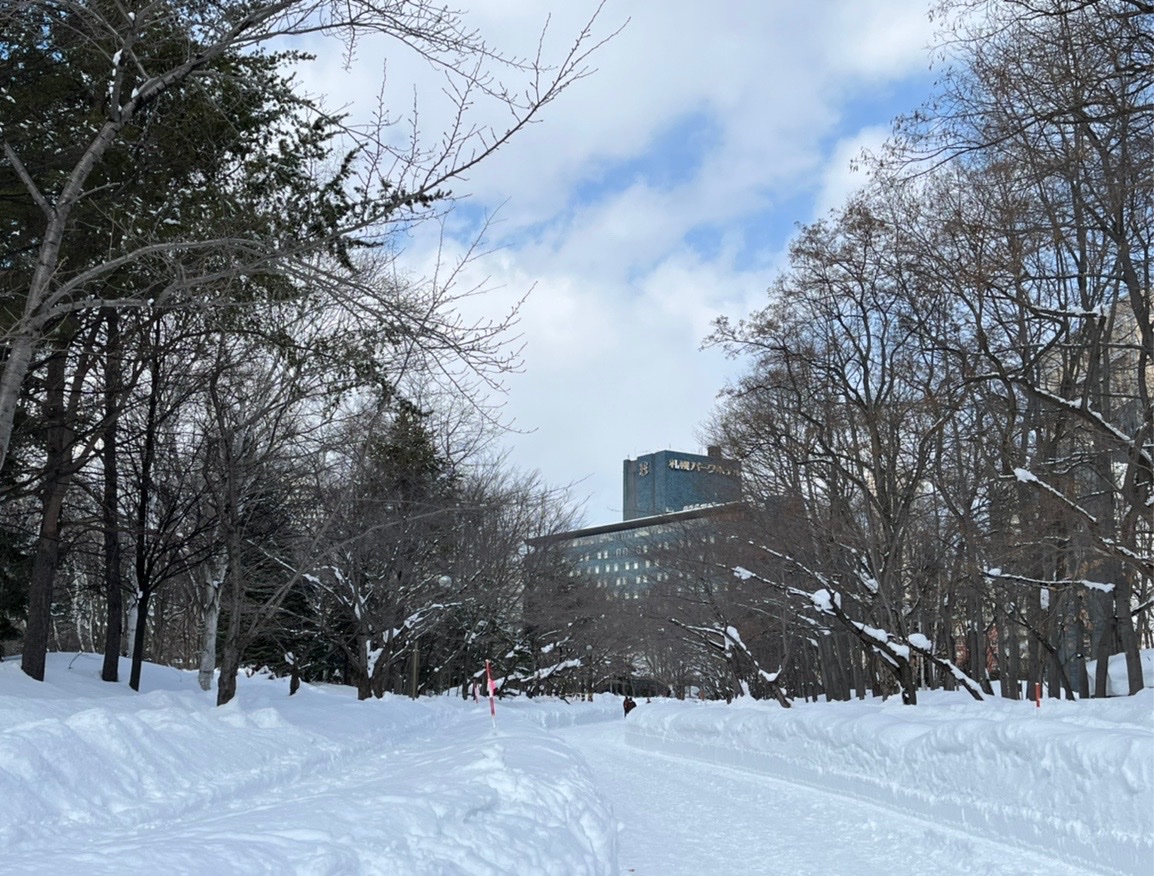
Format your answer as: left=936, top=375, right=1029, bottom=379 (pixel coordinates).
left=624, top=687, right=1153, bottom=876
left=0, top=654, right=617, bottom=875
left=4, top=652, right=1151, bottom=874
left=1087, top=648, right=1154, bottom=697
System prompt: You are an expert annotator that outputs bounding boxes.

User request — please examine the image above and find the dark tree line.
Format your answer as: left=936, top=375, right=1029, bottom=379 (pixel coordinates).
left=0, top=0, right=611, bottom=703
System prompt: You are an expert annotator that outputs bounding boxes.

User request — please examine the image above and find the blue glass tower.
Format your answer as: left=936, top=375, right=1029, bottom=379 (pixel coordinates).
left=623, top=447, right=741, bottom=521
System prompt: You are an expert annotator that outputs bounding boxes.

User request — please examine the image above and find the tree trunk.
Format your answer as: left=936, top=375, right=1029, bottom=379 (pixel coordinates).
left=1115, top=579, right=1145, bottom=696
left=1093, top=612, right=1115, bottom=698
left=354, top=633, right=373, bottom=700
left=967, top=589, right=994, bottom=696
left=356, top=674, right=373, bottom=700
left=0, top=334, right=36, bottom=478
left=1073, top=598, right=1091, bottom=698
left=370, top=630, right=396, bottom=698
left=124, top=590, right=139, bottom=668
left=409, top=638, right=420, bottom=699
left=896, top=658, right=917, bottom=705
left=217, top=641, right=241, bottom=707
left=100, top=513, right=123, bottom=682
left=215, top=557, right=246, bottom=706
left=851, top=639, right=866, bottom=699
left=21, top=350, right=73, bottom=682
left=1007, top=616, right=1022, bottom=699
left=1087, top=586, right=1115, bottom=697
left=818, top=634, right=848, bottom=701
left=128, top=343, right=159, bottom=692
left=128, top=589, right=151, bottom=691
left=100, top=310, right=123, bottom=683
left=197, top=570, right=223, bottom=692
left=1027, top=603, right=1042, bottom=698
left=21, top=483, right=68, bottom=681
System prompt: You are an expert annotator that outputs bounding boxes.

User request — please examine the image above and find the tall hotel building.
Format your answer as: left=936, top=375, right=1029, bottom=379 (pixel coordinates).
left=623, top=447, right=742, bottom=520
left=531, top=447, right=744, bottom=598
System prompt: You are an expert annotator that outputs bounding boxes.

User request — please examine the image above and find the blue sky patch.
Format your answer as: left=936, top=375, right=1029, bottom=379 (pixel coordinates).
left=572, top=108, right=721, bottom=207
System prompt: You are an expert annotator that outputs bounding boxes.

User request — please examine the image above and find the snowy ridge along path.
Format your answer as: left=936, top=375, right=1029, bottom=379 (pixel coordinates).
left=544, top=693, right=1150, bottom=876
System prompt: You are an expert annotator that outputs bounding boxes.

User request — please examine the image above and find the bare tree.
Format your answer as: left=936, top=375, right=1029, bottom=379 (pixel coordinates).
left=710, top=193, right=976, bottom=704
left=709, top=0, right=1150, bottom=704
left=2, top=0, right=615, bottom=683
left=903, top=0, right=1152, bottom=693
left=0, top=0, right=614, bottom=477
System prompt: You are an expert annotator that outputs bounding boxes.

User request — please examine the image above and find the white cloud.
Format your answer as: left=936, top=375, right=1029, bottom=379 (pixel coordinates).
left=823, top=0, right=937, bottom=80
left=287, top=0, right=938, bottom=524
left=812, top=124, right=892, bottom=220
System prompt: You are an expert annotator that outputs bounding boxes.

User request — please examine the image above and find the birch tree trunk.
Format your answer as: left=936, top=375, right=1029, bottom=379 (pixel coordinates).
left=197, top=566, right=225, bottom=692
left=124, top=591, right=139, bottom=672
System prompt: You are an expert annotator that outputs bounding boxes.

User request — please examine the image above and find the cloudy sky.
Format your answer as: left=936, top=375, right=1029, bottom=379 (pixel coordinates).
left=298, top=0, right=940, bottom=526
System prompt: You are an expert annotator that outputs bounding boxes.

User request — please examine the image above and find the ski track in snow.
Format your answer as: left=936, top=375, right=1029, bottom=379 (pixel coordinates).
left=558, top=719, right=1106, bottom=876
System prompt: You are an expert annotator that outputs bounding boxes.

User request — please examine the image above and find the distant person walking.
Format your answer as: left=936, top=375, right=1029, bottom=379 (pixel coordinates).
left=623, top=696, right=637, bottom=717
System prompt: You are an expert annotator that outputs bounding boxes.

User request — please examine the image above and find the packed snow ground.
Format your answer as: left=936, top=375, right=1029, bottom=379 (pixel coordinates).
left=0, top=653, right=1150, bottom=875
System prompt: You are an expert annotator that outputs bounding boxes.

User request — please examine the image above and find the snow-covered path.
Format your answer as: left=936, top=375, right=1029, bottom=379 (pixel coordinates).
left=558, top=717, right=1102, bottom=876
left=3, top=657, right=1149, bottom=875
